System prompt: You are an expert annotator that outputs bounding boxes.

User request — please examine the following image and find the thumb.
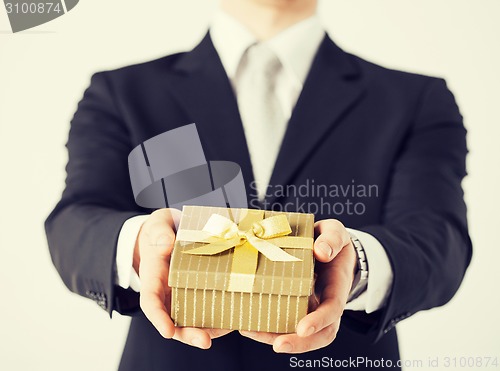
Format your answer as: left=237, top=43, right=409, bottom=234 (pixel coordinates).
left=313, top=220, right=351, bottom=263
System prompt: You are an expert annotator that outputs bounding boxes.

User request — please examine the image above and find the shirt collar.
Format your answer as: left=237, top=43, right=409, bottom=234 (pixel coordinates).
left=210, top=11, right=256, bottom=80
left=210, top=10, right=325, bottom=86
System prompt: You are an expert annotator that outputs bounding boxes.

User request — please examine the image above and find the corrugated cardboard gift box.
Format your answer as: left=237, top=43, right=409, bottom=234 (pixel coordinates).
left=169, top=206, right=314, bottom=333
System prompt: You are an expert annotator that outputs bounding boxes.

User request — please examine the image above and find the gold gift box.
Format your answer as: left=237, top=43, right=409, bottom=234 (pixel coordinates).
left=169, top=205, right=315, bottom=333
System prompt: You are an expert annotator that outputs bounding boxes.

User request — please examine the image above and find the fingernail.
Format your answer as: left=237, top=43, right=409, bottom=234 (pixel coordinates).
left=318, top=242, right=332, bottom=258
left=277, top=342, right=293, bottom=353
left=191, top=337, right=205, bottom=349
left=303, top=326, right=315, bottom=337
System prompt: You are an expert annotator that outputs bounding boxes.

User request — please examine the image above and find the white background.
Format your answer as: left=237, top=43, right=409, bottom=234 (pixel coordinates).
left=1, top=1, right=499, bottom=370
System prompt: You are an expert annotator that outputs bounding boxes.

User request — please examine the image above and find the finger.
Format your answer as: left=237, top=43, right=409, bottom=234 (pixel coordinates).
left=140, top=288, right=175, bottom=338
left=296, top=296, right=344, bottom=337
left=239, top=330, right=279, bottom=345
left=313, top=220, right=351, bottom=263
left=205, top=328, right=234, bottom=339
left=139, top=257, right=174, bottom=338
left=301, top=249, right=355, bottom=335
left=173, top=327, right=212, bottom=349
left=141, top=213, right=177, bottom=257
left=273, top=321, right=340, bottom=353
left=167, top=208, right=182, bottom=231
left=138, top=209, right=181, bottom=339
left=151, top=208, right=182, bottom=230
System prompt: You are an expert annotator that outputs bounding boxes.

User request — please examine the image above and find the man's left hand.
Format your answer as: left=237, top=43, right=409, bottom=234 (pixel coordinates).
left=239, top=219, right=357, bottom=353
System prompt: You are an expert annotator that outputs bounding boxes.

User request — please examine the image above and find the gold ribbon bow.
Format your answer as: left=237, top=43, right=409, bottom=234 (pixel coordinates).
left=176, top=210, right=313, bottom=292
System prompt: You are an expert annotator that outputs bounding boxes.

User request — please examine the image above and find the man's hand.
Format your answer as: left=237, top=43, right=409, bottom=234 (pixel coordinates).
left=136, top=208, right=233, bottom=349
left=239, top=219, right=357, bottom=353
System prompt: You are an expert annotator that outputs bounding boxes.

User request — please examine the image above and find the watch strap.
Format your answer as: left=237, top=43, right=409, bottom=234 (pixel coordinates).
left=347, top=233, right=369, bottom=302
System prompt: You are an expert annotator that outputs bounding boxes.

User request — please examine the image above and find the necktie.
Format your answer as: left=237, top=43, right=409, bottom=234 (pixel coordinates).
left=237, top=43, right=286, bottom=200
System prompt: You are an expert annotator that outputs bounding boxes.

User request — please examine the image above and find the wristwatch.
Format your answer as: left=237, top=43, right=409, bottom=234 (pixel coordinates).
left=347, top=233, right=369, bottom=302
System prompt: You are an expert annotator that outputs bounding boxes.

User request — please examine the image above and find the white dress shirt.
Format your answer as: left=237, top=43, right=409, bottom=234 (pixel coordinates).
left=116, top=10, right=393, bottom=313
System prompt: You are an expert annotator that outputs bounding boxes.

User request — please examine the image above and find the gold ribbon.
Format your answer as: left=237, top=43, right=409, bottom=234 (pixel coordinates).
left=176, top=210, right=313, bottom=292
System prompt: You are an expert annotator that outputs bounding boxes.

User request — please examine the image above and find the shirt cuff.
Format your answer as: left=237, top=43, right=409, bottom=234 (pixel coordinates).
left=345, top=228, right=393, bottom=313
left=116, top=215, right=149, bottom=292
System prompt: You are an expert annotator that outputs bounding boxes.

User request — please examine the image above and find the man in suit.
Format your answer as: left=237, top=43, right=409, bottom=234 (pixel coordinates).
left=45, top=0, right=472, bottom=369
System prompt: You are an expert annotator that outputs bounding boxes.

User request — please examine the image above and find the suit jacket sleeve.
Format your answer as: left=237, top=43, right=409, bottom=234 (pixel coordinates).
left=45, top=72, right=144, bottom=316
left=344, top=78, right=472, bottom=341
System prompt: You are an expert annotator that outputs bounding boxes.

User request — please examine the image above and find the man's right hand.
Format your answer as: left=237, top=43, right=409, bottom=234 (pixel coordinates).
left=135, top=208, right=232, bottom=349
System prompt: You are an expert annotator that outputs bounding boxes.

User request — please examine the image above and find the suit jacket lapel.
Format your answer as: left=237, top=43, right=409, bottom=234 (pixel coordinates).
left=166, top=33, right=259, bottom=205
left=166, top=33, right=366, bottom=208
left=266, top=35, right=367, bottom=205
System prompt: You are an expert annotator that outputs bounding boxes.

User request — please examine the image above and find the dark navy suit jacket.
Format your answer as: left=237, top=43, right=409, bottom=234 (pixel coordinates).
left=45, top=33, right=472, bottom=371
